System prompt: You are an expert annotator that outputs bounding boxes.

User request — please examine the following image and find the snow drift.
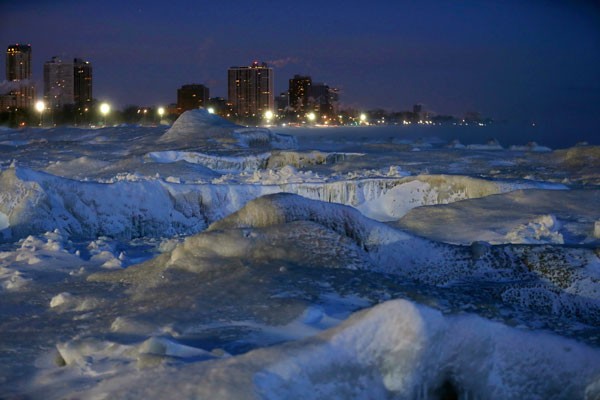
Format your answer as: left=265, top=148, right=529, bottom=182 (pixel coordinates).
left=42, top=300, right=600, bottom=400
left=159, top=108, right=297, bottom=150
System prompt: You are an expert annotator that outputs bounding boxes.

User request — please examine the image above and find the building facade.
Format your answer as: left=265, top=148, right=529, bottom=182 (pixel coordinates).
left=4, top=44, right=35, bottom=109
left=310, top=82, right=339, bottom=116
left=227, top=61, right=274, bottom=117
left=288, top=75, right=311, bottom=112
left=73, top=58, right=93, bottom=107
left=44, top=56, right=75, bottom=109
left=177, top=84, right=209, bottom=113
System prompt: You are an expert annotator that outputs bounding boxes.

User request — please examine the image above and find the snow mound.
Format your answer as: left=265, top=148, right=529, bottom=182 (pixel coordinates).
left=159, top=109, right=297, bottom=149
left=208, top=192, right=413, bottom=247
left=202, top=194, right=600, bottom=312
left=70, top=299, right=600, bottom=399
left=160, top=108, right=238, bottom=139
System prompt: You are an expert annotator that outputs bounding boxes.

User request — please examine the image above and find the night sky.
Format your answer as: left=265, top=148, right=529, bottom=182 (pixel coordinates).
left=1, top=0, right=599, bottom=132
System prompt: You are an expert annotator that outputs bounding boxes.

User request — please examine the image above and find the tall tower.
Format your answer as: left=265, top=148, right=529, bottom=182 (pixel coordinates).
left=288, top=75, right=312, bottom=112
left=5, top=44, right=35, bottom=108
left=227, top=61, right=274, bottom=117
left=73, top=58, right=93, bottom=107
left=44, top=56, right=74, bottom=109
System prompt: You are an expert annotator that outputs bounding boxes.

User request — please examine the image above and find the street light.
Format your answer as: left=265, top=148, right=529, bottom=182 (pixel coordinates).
left=157, top=107, right=165, bottom=125
left=307, top=112, right=316, bottom=123
left=264, top=110, right=274, bottom=124
left=35, top=100, right=45, bottom=126
left=359, top=113, right=367, bottom=124
left=99, top=102, right=110, bottom=126
left=207, top=107, right=215, bottom=114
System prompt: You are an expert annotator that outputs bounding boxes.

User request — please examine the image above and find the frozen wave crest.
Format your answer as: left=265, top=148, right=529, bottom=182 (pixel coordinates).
left=206, top=194, right=600, bottom=324
left=148, top=150, right=272, bottom=173
left=0, top=166, right=271, bottom=241
left=3, top=161, right=561, bottom=241
left=71, top=299, right=600, bottom=399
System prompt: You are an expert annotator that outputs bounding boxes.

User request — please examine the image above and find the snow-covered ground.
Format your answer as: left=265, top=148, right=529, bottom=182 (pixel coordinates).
left=1, top=109, right=599, bottom=399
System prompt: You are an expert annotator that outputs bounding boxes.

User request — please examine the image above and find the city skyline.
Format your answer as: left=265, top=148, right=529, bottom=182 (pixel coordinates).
left=1, top=1, right=599, bottom=131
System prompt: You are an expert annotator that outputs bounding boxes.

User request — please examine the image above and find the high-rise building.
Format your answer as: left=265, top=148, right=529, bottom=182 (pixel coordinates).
left=73, top=58, right=93, bottom=107
left=275, top=91, right=290, bottom=115
left=4, top=44, right=35, bottom=108
left=310, top=82, right=339, bottom=116
left=177, top=84, right=209, bottom=113
left=227, top=61, right=274, bottom=117
left=44, top=56, right=74, bottom=109
left=288, top=75, right=311, bottom=112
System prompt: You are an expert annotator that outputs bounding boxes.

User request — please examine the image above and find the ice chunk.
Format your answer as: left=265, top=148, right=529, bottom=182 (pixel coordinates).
left=138, top=337, right=216, bottom=359
left=505, top=214, right=564, bottom=244
left=0, top=266, right=29, bottom=290
left=50, top=292, right=73, bottom=308
left=50, top=292, right=100, bottom=311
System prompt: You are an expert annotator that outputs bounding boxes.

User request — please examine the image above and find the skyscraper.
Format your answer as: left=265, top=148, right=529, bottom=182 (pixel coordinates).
left=73, top=58, right=93, bottom=107
left=44, top=57, right=74, bottom=109
left=310, top=82, right=338, bottom=116
left=4, top=44, right=35, bottom=108
left=288, top=75, right=311, bottom=112
left=177, top=84, right=209, bottom=113
left=227, top=61, right=274, bottom=117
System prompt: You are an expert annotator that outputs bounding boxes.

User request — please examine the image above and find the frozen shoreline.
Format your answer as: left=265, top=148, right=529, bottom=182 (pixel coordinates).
left=1, top=110, right=599, bottom=398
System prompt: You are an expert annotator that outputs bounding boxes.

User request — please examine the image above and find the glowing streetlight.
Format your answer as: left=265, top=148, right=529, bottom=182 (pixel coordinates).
left=307, top=112, right=316, bottom=122
left=359, top=113, right=367, bottom=124
left=264, top=110, right=274, bottom=123
left=99, top=102, right=110, bottom=126
left=207, top=107, right=215, bottom=114
left=35, top=100, right=45, bottom=126
left=156, top=107, right=165, bottom=125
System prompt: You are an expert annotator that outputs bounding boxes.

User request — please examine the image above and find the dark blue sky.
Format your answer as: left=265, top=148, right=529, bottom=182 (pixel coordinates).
left=1, top=0, right=599, bottom=128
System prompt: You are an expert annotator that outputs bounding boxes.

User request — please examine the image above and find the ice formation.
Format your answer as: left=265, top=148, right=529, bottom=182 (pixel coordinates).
left=158, top=108, right=297, bottom=150
left=1, top=116, right=599, bottom=399
left=397, top=189, right=600, bottom=245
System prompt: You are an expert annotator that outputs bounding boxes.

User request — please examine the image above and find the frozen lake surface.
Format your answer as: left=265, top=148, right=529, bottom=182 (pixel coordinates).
left=1, top=109, right=599, bottom=399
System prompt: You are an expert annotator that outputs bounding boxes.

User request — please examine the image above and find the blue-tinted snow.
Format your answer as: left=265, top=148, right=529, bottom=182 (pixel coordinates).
left=0, top=111, right=599, bottom=398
